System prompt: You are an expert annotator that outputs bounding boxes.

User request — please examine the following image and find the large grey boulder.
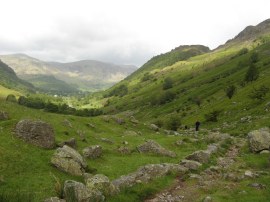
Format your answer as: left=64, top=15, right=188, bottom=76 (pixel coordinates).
left=64, top=180, right=104, bottom=202
left=0, top=111, right=9, bottom=121
left=248, top=128, right=270, bottom=152
left=149, top=124, right=159, bottom=131
left=44, top=197, right=66, bottom=202
left=51, top=145, right=87, bottom=176
left=58, top=138, right=77, bottom=149
left=15, top=119, right=55, bottom=148
left=185, top=150, right=211, bottom=163
left=83, top=145, right=102, bottom=159
left=85, top=174, right=117, bottom=196
left=137, top=140, right=176, bottom=157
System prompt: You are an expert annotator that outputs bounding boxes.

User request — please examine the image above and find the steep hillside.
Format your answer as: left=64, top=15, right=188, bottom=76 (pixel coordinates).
left=0, top=60, right=34, bottom=93
left=0, top=54, right=137, bottom=92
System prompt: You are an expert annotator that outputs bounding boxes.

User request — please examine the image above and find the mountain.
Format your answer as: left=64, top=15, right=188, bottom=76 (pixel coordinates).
left=0, top=59, right=34, bottom=93
left=0, top=54, right=137, bottom=92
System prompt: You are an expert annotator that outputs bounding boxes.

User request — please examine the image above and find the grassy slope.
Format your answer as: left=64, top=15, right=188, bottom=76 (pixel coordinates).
left=0, top=100, right=207, bottom=201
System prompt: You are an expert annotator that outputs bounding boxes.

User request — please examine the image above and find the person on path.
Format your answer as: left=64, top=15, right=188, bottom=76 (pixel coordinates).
left=195, top=121, right=200, bottom=131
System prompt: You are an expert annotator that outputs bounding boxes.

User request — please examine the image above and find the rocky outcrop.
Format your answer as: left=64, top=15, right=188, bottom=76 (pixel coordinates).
left=180, top=159, right=202, bottom=170
left=137, top=140, right=176, bottom=157
left=0, top=111, right=9, bottom=121
left=185, top=150, right=211, bottom=163
left=15, top=119, right=55, bottom=148
left=51, top=145, right=87, bottom=176
left=83, top=145, right=102, bottom=159
left=112, top=163, right=187, bottom=191
left=64, top=180, right=104, bottom=202
left=248, top=128, right=270, bottom=152
left=85, top=174, right=117, bottom=196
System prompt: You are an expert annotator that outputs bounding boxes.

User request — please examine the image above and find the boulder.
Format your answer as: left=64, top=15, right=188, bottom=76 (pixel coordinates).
left=207, top=144, right=218, bottom=154
left=64, top=180, right=104, bottom=202
left=83, top=145, right=102, bottom=159
left=137, top=140, right=176, bottom=157
left=130, top=116, right=139, bottom=124
left=100, top=138, right=114, bottom=144
left=44, top=197, right=66, bottom=202
left=0, top=111, right=9, bottom=121
left=185, top=150, right=211, bottom=163
left=117, top=146, right=131, bottom=155
left=58, top=138, right=77, bottom=149
left=62, top=119, right=72, bottom=128
left=248, top=128, right=270, bottom=152
left=206, top=132, right=231, bottom=142
left=85, top=174, right=117, bottom=196
left=15, top=119, right=55, bottom=148
left=180, top=159, right=202, bottom=170
left=51, top=145, right=87, bottom=176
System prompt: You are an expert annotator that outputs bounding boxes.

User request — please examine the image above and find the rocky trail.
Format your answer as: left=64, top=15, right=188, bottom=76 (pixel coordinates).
left=145, top=138, right=246, bottom=202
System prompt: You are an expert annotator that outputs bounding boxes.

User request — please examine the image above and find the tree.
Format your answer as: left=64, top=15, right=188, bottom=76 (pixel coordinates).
left=225, top=85, right=237, bottom=99
left=245, top=63, right=259, bottom=82
left=6, top=94, right=17, bottom=103
left=166, top=116, right=181, bottom=131
left=250, top=52, right=259, bottom=63
left=205, top=110, right=222, bottom=122
left=163, top=77, right=173, bottom=90
left=249, top=85, right=269, bottom=100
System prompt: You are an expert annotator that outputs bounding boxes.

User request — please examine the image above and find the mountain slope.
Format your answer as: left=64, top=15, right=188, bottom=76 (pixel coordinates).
left=0, top=59, right=34, bottom=93
left=0, top=54, right=137, bottom=92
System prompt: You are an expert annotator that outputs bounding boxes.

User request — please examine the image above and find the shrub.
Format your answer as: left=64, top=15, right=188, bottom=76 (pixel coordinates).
left=6, top=94, right=17, bottom=102
left=141, top=72, right=153, bottom=82
left=159, top=91, right=176, bottom=104
left=225, top=85, right=237, bottom=99
left=109, top=84, right=128, bottom=97
left=193, top=96, right=202, bottom=107
left=205, top=110, right=222, bottom=122
left=249, top=85, right=269, bottom=100
left=250, top=52, right=259, bottom=63
left=163, top=77, right=173, bottom=90
left=245, top=63, right=259, bottom=82
left=166, top=116, right=181, bottom=131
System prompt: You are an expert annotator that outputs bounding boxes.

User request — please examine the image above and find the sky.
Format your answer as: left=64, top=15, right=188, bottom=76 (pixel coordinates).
left=0, top=0, right=269, bottom=67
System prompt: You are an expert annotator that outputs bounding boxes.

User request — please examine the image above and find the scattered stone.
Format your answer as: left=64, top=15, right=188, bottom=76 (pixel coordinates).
left=77, top=130, right=87, bottom=142
left=149, top=124, right=159, bottom=131
left=0, top=111, right=9, bottom=121
left=186, top=150, right=210, bottom=163
left=122, top=141, right=128, bottom=145
left=244, top=170, right=253, bottom=178
left=100, top=138, right=114, bottom=144
left=44, top=197, right=66, bottom=202
left=83, top=145, right=103, bottom=159
left=248, top=183, right=266, bottom=189
left=248, top=127, right=270, bottom=152
left=86, top=123, right=95, bottom=128
left=189, top=174, right=202, bottom=179
left=175, top=140, right=184, bottom=146
left=240, top=116, right=252, bottom=123
left=85, top=174, right=117, bottom=196
left=15, top=119, right=55, bottom=149
left=124, top=130, right=138, bottom=136
left=58, top=138, right=77, bottom=149
left=51, top=145, right=87, bottom=176
left=117, top=146, right=131, bottom=155
left=180, top=159, right=202, bottom=170
left=130, top=116, right=139, bottom=124
left=62, top=119, right=72, bottom=128
left=260, top=150, right=270, bottom=154
left=207, top=144, right=218, bottom=154
left=206, top=132, right=231, bottom=142
left=64, top=180, right=104, bottom=202
left=114, top=117, right=125, bottom=125
left=137, top=140, right=176, bottom=157
left=203, top=196, right=212, bottom=202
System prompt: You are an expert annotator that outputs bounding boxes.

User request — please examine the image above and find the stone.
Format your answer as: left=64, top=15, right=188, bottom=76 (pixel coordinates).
left=260, top=150, right=270, bottom=154
left=77, top=130, right=86, bottom=142
left=130, top=116, right=139, bottom=124
left=122, top=141, right=128, bottom=145
left=117, top=146, right=131, bottom=155
left=64, top=180, right=104, bottom=202
left=206, top=132, right=231, bottom=142
left=0, top=111, right=9, bottom=121
left=58, top=138, right=77, bottom=149
left=85, top=174, right=117, bottom=196
left=44, top=197, right=66, bottom=202
left=137, top=140, right=176, bottom=157
left=15, top=119, right=55, bottom=148
left=207, top=144, right=218, bottom=154
left=124, top=130, right=138, bottom=136
left=83, top=145, right=102, bottom=159
left=248, top=128, right=270, bottom=152
left=203, top=196, right=212, bottom=202
left=244, top=170, right=253, bottom=178
left=240, top=116, right=252, bottom=123
left=51, top=145, right=87, bottom=176
left=185, top=150, right=211, bottom=163
left=175, top=140, right=184, bottom=146
left=100, top=138, right=114, bottom=144
left=149, top=124, right=159, bottom=131
left=86, top=123, right=95, bottom=128
left=248, top=183, right=266, bottom=189
left=180, top=159, right=202, bottom=170
left=114, top=117, right=125, bottom=125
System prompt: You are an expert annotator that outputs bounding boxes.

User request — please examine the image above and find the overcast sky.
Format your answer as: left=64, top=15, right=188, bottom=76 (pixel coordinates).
left=0, top=0, right=269, bottom=66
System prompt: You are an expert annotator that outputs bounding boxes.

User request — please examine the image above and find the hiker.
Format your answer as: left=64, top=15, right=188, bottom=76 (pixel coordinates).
left=195, top=121, right=200, bottom=131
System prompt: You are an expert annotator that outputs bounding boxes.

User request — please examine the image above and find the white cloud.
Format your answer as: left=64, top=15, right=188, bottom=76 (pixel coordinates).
left=0, top=0, right=270, bottom=66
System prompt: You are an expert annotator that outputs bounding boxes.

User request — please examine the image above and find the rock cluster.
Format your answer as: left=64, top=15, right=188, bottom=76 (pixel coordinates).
left=248, top=127, right=270, bottom=152
left=137, top=140, right=176, bottom=157
left=83, top=145, right=103, bottom=159
left=0, top=111, right=9, bottom=121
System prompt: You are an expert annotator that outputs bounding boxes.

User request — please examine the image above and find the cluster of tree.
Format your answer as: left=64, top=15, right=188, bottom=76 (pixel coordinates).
left=15, top=95, right=103, bottom=117
left=151, top=91, right=176, bottom=105
left=105, top=84, right=128, bottom=97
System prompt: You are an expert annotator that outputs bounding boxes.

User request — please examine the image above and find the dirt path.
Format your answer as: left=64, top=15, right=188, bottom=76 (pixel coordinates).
left=145, top=139, right=245, bottom=202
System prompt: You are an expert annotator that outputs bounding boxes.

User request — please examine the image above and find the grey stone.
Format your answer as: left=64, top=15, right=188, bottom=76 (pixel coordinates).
left=248, top=128, right=270, bottom=152
left=58, top=138, right=77, bottom=149
left=15, top=119, right=55, bottom=148
left=100, top=138, right=114, bottom=144
left=0, top=111, right=9, bottom=121
left=62, top=119, right=72, bottom=128
left=44, top=197, right=66, bottom=202
left=186, top=150, right=211, bottom=163
left=83, top=145, right=102, bottom=159
left=64, top=180, right=104, bottom=202
left=207, top=144, right=218, bottom=154
left=150, top=124, right=159, bottom=131
left=51, top=145, right=87, bottom=176
left=180, top=159, right=202, bottom=170
left=260, top=150, right=270, bottom=154
left=137, top=140, right=176, bottom=157
left=117, top=146, right=131, bottom=155
left=203, top=196, right=212, bottom=202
